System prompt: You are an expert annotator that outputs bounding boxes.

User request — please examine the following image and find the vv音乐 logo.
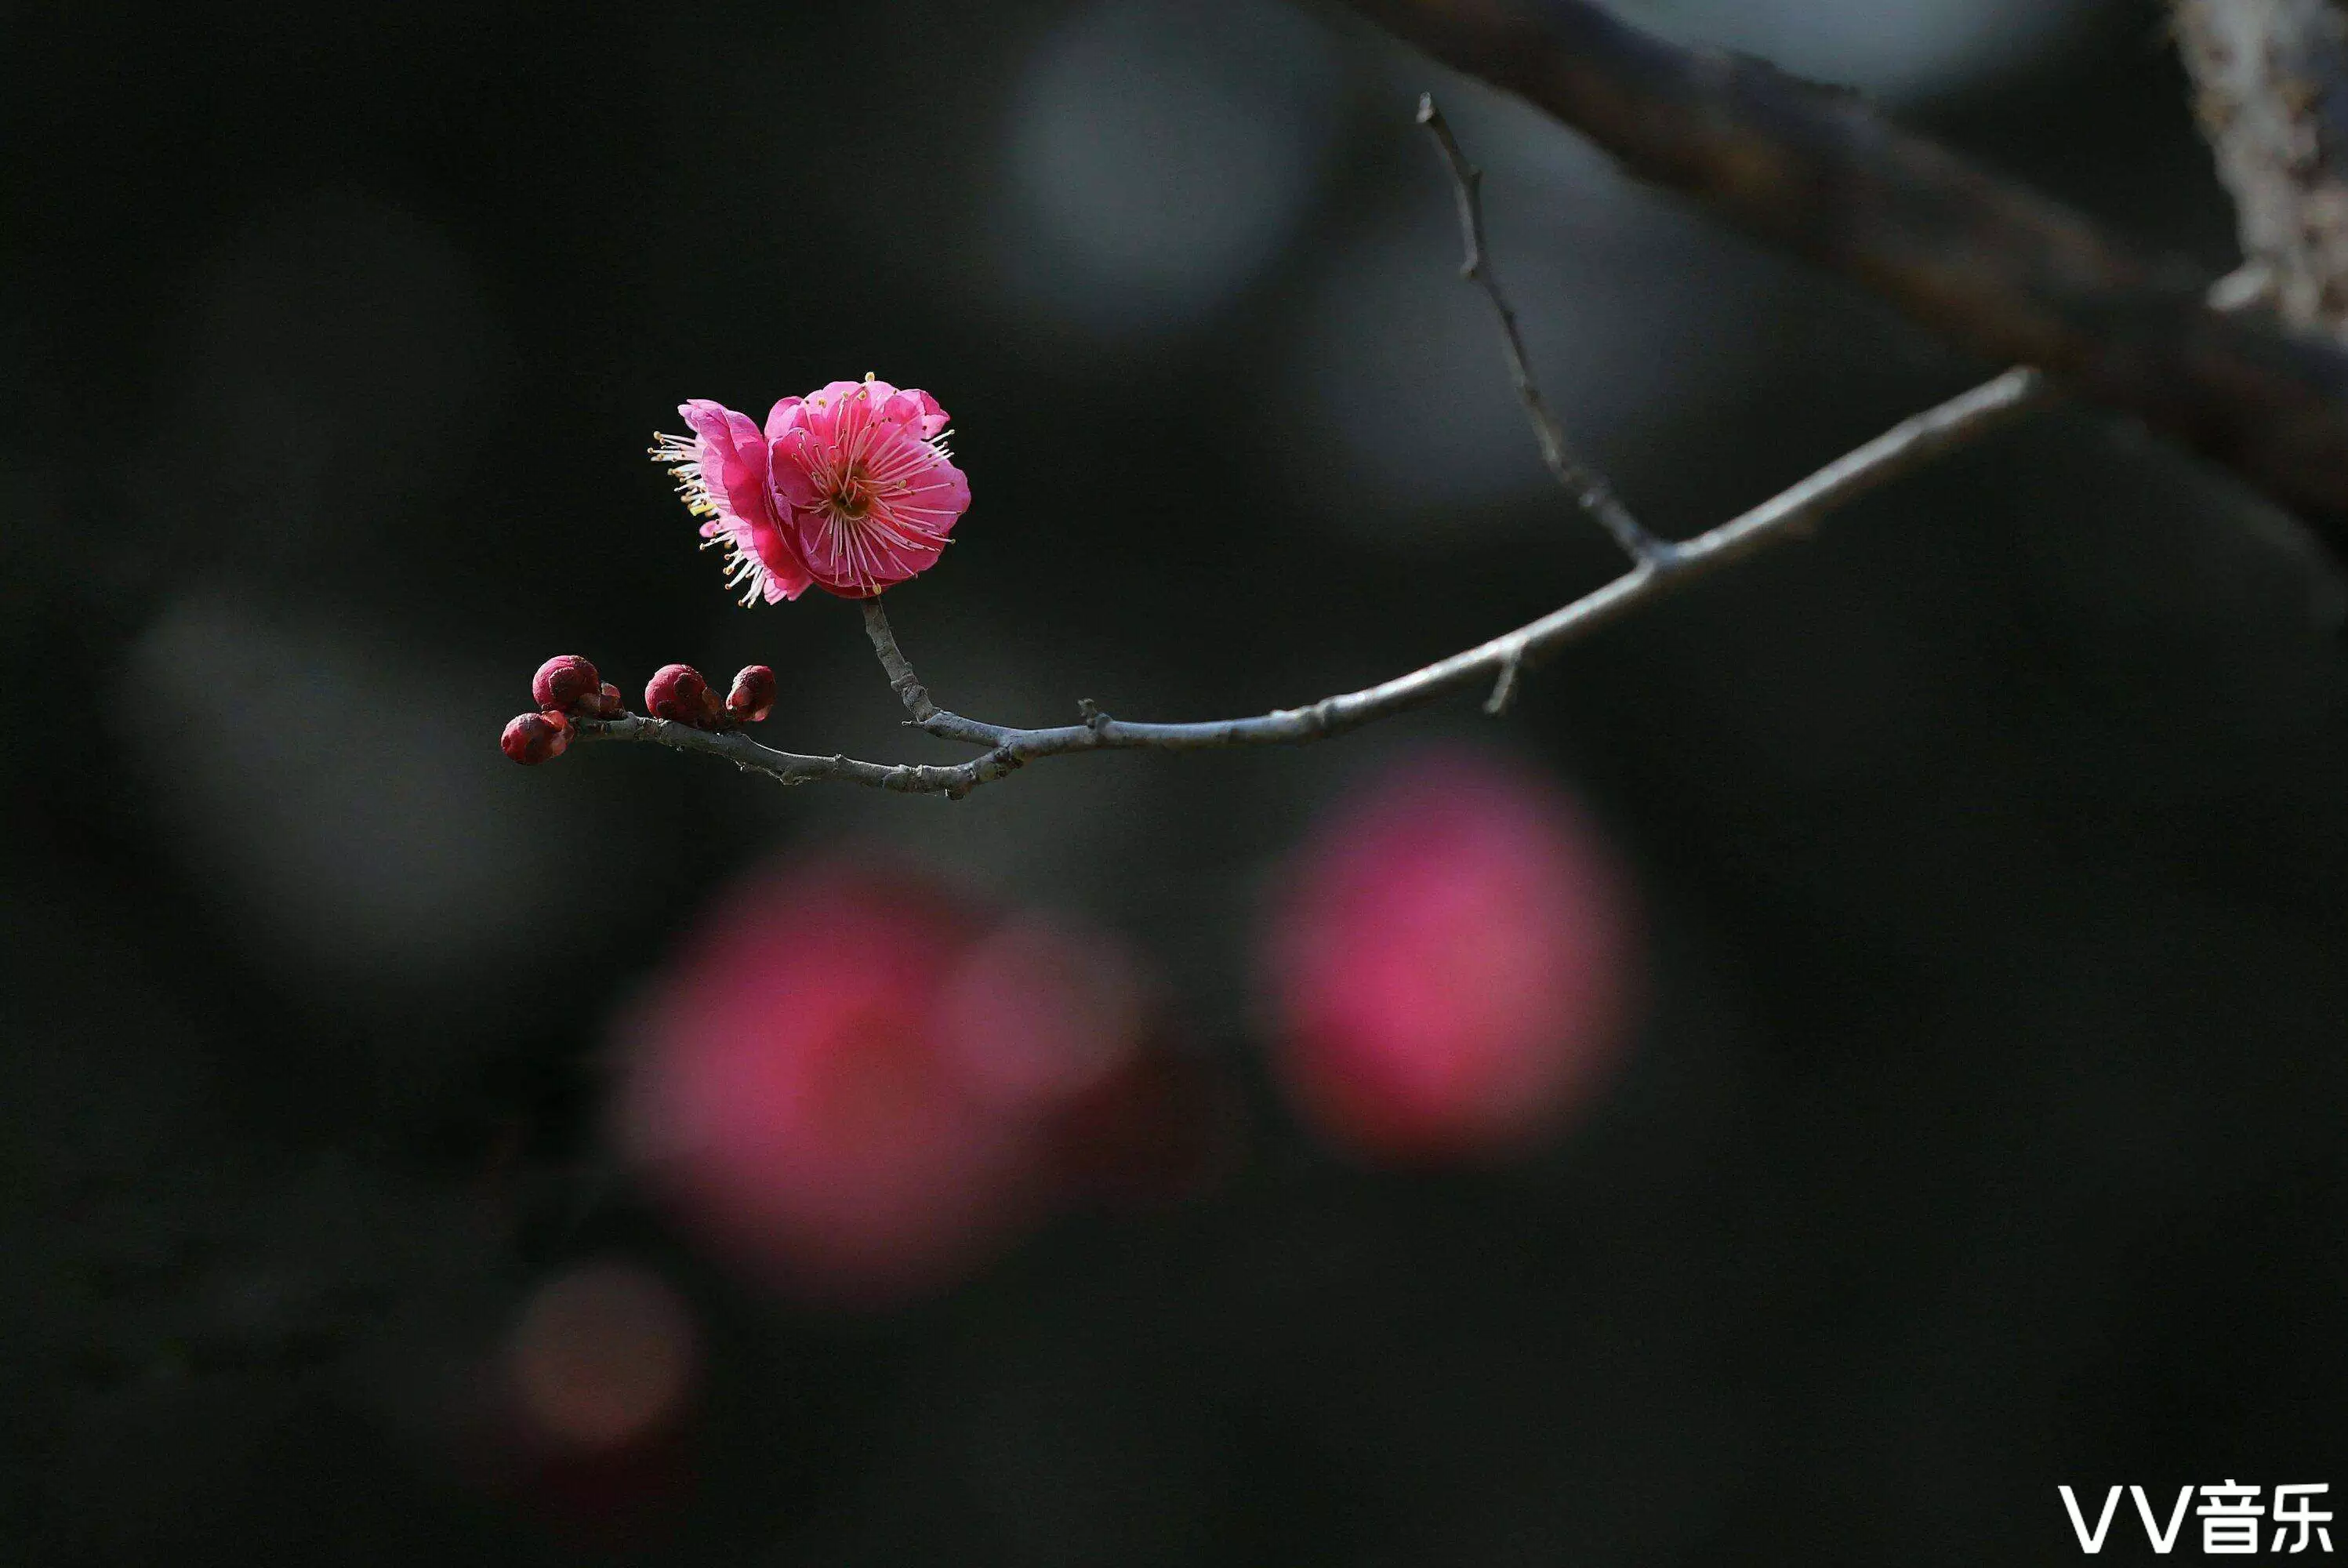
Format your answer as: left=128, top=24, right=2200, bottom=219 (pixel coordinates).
left=2061, top=1483, right=2334, bottom=1555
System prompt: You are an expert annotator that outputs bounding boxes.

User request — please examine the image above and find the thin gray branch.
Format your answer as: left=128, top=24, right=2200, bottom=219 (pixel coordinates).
left=576, top=366, right=2047, bottom=798
left=861, top=595, right=1002, bottom=749
left=862, top=597, right=939, bottom=724
left=1417, top=93, right=1666, bottom=566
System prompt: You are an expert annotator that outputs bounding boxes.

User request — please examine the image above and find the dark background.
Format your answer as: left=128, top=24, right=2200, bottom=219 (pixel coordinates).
left=7, top=0, right=2348, bottom=1562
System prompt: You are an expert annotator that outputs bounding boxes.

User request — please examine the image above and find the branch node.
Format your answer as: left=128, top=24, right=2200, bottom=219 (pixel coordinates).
left=1484, top=651, right=1524, bottom=717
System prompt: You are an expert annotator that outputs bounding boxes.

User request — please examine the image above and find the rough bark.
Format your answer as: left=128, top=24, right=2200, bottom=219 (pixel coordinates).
left=2174, top=0, right=2348, bottom=340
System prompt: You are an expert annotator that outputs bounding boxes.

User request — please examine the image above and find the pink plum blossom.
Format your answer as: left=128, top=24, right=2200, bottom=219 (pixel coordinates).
left=1261, top=748, right=1642, bottom=1163
left=651, top=400, right=814, bottom=605
left=651, top=376, right=968, bottom=604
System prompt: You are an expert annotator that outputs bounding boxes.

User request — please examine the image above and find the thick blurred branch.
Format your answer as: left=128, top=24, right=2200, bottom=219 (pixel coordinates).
left=577, top=370, right=2042, bottom=797
left=2173, top=0, right=2348, bottom=340
left=1337, top=0, right=2348, bottom=543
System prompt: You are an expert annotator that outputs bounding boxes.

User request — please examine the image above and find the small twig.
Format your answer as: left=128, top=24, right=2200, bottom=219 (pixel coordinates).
left=1417, top=93, right=1665, bottom=566
left=1484, top=652, right=1524, bottom=716
left=579, top=365, right=2045, bottom=797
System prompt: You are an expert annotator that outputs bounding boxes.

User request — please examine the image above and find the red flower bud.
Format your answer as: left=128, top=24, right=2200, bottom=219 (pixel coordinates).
left=596, top=683, right=625, bottom=719
left=534, top=655, right=602, bottom=714
left=503, top=710, right=574, bottom=765
left=645, top=665, right=720, bottom=728
left=726, top=666, right=776, bottom=724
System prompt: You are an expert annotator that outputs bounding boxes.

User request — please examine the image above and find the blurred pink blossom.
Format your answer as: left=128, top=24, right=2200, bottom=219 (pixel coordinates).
left=1262, top=748, right=1641, bottom=1162
left=506, top=1260, right=697, bottom=1454
left=481, top=1258, right=699, bottom=1540
left=936, top=914, right=1145, bottom=1115
left=614, top=862, right=1186, bottom=1305
left=652, top=376, right=968, bottom=604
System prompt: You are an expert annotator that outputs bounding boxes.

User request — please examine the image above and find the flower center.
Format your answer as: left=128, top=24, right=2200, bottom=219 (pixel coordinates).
left=827, top=467, right=876, bottom=521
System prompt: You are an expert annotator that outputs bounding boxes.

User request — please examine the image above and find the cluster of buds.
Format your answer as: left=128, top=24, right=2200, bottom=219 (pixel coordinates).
left=644, top=664, right=776, bottom=730
left=500, top=655, right=778, bottom=765
left=502, top=655, right=624, bottom=766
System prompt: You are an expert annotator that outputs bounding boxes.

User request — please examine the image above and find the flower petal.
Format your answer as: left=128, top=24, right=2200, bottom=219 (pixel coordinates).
left=763, top=396, right=804, bottom=442
left=881, top=389, right=950, bottom=440
left=679, top=399, right=741, bottom=447
left=768, top=429, right=824, bottom=510
left=756, top=499, right=817, bottom=596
